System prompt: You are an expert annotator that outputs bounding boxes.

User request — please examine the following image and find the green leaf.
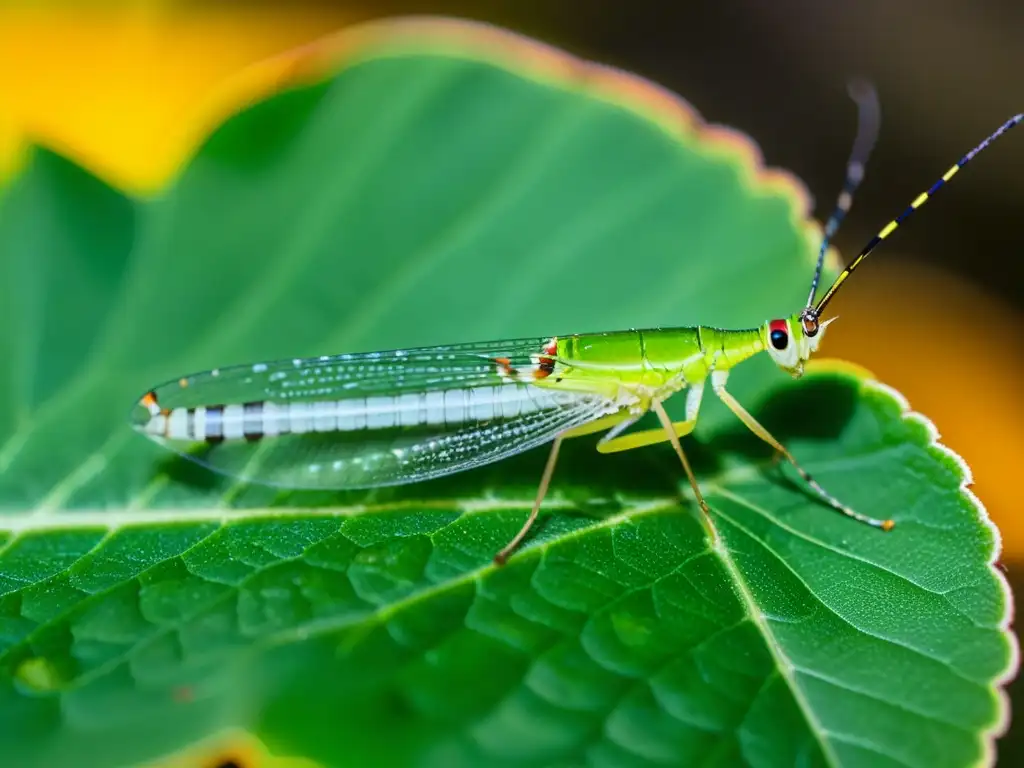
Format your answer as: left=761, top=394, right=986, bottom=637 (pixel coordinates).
left=0, top=16, right=1013, bottom=768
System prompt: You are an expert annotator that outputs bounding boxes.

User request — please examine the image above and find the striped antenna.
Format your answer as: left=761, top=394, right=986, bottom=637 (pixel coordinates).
left=803, top=111, right=1024, bottom=330
left=804, top=79, right=882, bottom=310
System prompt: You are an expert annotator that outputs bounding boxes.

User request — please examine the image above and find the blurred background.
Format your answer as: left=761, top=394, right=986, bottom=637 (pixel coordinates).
left=0, top=1, right=1020, bottom=765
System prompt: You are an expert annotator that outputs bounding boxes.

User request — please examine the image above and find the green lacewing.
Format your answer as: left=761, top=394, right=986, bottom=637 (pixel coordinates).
left=132, top=84, right=1021, bottom=564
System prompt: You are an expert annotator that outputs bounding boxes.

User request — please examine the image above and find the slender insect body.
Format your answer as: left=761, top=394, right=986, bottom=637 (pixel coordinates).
left=131, top=319, right=801, bottom=491
left=143, top=384, right=613, bottom=442
left=129, top=85, right=1021, bottom=563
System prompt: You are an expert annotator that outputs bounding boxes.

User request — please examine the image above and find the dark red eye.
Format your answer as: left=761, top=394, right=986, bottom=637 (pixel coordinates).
left=769, top=319, right=789, bottom=350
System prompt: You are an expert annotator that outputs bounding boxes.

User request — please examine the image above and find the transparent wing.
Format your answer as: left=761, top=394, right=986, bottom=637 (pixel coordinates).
left=145, top=337, right=559, bottom=405
left=132, top=337, right=623, bottom=489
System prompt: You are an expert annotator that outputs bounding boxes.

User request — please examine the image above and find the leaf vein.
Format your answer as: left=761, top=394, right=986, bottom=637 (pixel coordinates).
left=705, top=522, right=841, bottom=767
left=710, top=503, right=990, bottom=712
left=709, top=484, right=978, bottom=620
left=794, top=664, right=978, bottom=735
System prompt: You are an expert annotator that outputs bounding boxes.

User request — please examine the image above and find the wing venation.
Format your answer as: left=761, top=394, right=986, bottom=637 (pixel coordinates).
left=132, top=337, right=624, bottom=489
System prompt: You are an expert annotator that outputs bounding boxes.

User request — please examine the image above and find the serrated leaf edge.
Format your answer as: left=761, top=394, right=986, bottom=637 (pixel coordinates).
left=704, top=375, right=1017, bottom=768
left=865, top=379, right=1017, bottom=767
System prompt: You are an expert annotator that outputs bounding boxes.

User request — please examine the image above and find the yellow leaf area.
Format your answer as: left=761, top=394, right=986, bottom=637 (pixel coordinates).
left=1, top=7, right=1020, bottom=558
left=0, top=4, right=352, bottom=192
left=144, top=729, right=319, bottom=768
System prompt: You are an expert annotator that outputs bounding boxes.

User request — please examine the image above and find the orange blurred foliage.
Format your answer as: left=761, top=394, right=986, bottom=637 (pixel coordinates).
left=0, top=5, right=350, bottom=192
left=0, top=4, right=1020, bottom=555
left=824, top=258, right=1024, bottom=549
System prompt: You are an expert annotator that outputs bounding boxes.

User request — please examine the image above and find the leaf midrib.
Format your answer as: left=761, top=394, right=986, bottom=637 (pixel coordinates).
left=705, top=510, right=842, bottom=768
left=707, top=490, right=987, bottom=768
